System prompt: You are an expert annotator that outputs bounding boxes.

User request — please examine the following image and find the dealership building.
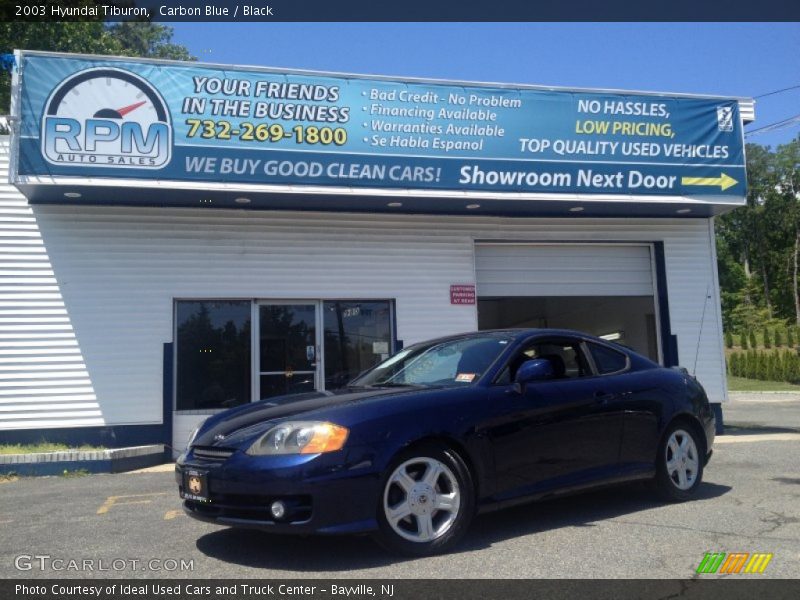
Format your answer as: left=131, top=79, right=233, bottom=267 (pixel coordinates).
left=0, top=51, right=752, bottom=451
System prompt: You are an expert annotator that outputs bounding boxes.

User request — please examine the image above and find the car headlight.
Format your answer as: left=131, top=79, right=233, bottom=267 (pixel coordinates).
left=246, top=421, right=349, bottom=456
left=186, top=423, right=202, bottom=449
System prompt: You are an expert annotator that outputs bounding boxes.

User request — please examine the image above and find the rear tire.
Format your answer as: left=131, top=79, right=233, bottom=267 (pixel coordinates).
left=374, top=443, right=475, bottom=556
left=655, top=422, right=704, bottom=501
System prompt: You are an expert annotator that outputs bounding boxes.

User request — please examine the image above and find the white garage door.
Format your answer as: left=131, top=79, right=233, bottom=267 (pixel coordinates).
left=475, top=243, right=655, bottom=297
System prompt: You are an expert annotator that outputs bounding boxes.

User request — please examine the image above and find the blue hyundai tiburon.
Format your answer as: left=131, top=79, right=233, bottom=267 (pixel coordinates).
left=177, top=329, right=715, bottom=555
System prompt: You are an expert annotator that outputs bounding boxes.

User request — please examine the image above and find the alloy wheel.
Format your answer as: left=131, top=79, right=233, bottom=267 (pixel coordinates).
left=665, top=429, right=699, bottom=490
left=382, top=456, right=461, bottom=543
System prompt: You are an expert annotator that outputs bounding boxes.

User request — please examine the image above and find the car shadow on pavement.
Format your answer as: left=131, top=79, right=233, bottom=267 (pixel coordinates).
left=459, top=481, right=731, bottom=553
left=194, top=480, right=731, bottom=570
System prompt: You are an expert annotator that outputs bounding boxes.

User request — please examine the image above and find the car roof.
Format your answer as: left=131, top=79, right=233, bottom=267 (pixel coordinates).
left=412, top=328, right=654, bottom=368
left=412, top=328, right=610, bottom=346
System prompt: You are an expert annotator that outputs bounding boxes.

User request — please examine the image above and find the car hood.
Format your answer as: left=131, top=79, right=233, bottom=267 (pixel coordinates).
left=191, top=386, right=420, bottom=448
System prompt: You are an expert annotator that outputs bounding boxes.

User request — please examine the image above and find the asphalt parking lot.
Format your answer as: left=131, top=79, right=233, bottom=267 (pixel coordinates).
left=1, top=395, right=799, bottom=579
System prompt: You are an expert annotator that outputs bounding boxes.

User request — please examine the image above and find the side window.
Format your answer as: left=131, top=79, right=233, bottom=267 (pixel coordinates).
left=588, top=342, right=629, bottom=375
left=503, top=339, right=590, bottom=382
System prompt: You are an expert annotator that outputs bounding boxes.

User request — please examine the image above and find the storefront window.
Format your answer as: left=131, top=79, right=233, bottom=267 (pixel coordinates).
left=259, top=304, right=318, bottom=400
left=175, top=299, right=394, bottom=407
left=323, top=300, right=393, bottom=389
left=175, top=301, right=251, bottom=410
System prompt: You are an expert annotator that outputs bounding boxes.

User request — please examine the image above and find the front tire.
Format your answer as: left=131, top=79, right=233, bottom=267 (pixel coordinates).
left=374, top=443, right=475, bottom=556
left=655, top=423, right=704, bottom=501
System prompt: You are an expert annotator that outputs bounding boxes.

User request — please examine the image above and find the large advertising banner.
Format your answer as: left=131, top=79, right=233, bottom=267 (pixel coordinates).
left=14, top=52, right=747, bottom=199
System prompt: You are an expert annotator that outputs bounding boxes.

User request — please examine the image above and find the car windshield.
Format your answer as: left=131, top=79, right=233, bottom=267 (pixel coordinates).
left=352, top=335, right=512, bottom=388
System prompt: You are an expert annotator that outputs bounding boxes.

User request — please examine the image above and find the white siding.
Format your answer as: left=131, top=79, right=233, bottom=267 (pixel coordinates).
left=0, top=138, right=728, bottom=449
left=0, top=139, right=104, bottom=430
left=475, top=244, right=654, bottom=297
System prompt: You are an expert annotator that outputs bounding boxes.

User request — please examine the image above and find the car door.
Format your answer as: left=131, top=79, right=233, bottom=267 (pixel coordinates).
left=484, top=336, right=624, bottom=500
left=585, top=341, right=662, bottom=474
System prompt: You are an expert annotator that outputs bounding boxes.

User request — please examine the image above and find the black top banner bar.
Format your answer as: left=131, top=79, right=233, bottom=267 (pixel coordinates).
left=4, top=0, right=800, bottom=22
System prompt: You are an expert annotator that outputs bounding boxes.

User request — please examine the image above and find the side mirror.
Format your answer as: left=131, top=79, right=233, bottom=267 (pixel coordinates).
left=515, top=358, right=554, bottom=386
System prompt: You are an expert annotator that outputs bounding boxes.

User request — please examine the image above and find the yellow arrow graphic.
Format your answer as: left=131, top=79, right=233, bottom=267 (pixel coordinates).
left=681, top=173, right=738, bottom=192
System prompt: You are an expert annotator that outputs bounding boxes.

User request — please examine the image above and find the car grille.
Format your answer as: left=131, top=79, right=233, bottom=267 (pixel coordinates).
left=191, top=446, right=236, bottom=462
left=185, top=494, right=312, bottom=523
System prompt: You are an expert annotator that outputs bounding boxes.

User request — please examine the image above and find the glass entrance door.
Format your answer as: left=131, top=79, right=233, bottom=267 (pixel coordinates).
left=258, top=303, right=319, bottom=400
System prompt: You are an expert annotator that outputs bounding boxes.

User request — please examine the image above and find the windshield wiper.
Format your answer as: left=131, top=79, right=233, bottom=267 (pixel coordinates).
left=372, top=382, right=427, bottom=388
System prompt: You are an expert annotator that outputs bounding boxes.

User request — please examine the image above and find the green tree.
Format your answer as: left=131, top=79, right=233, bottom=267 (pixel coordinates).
left=0, top=12, right=194, bottom=112
left=105, top=22, right=193, bottom=61
left=715, top=138, right=800, bottom=330
left=776, top=140, right=800, bottom=324
left=716, top=145, right=778, bottom=321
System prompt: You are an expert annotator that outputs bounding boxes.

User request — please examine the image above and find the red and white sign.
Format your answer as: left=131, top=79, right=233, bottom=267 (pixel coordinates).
left=450, top=284, right=476, bottom=305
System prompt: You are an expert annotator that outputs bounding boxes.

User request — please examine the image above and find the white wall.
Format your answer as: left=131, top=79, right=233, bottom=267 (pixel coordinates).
left=0, top=139, right=105, bottom=430
left=0, top=138, right=728, bottom=450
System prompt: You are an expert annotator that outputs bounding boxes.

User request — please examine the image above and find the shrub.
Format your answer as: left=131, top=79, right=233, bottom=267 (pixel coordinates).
left=741, top=333, right=748, bottom=349
left=749, top=331, right=757, bottom=349
left=747, top=349, right=757, bottom=379
left=781, top=350, right=792, bottom=382
left=788, top=351, right=796, bottom=381
left=788, top=328, right=795, bottom=349
left=729, top=352, right=740, bottom=376
left=725, top=331, right=734, bottom=348
left=775, top=329, right=784, bottom=347
left=763, top=327, right=772, bottom=349
left=768, top=352, right=779, bottom=381
left=788, top=350, right=800, bottom=383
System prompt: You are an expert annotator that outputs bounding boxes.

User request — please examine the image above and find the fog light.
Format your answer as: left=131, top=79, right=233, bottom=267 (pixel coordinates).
left=270, top=500, right=286, bottom=520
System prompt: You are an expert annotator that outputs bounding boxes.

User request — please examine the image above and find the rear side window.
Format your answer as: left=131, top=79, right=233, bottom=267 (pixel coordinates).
left=588, top=343, right=628, bottom=375
left=496, top=339, right=591, bottom=384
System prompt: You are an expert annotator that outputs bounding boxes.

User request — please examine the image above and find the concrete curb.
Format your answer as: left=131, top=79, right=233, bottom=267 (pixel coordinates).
left=728, top=391, right=800, bottom=403
left=729, top=390, right=800, bottom=395
left=0, top=445, right=166, bottom=476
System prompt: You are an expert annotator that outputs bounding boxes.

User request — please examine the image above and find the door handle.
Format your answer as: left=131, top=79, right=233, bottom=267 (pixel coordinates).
left=594, top=391, right=615, bottom=404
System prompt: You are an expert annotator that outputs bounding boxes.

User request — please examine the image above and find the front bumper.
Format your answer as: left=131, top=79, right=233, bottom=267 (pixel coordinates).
left=176, top=444, right=382, bottom=535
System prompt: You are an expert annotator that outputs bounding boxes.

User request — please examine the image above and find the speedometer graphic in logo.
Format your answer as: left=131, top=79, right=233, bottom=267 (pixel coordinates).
left=41, top=67, right=172, bottom=169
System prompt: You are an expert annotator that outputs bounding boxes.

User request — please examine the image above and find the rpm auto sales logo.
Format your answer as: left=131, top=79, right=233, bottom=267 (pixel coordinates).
left=41, top=67, right=172, bottom=169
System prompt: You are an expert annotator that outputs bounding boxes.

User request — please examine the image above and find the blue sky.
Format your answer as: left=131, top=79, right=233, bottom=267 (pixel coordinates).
left=170, top=22, right=800, bottom=149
